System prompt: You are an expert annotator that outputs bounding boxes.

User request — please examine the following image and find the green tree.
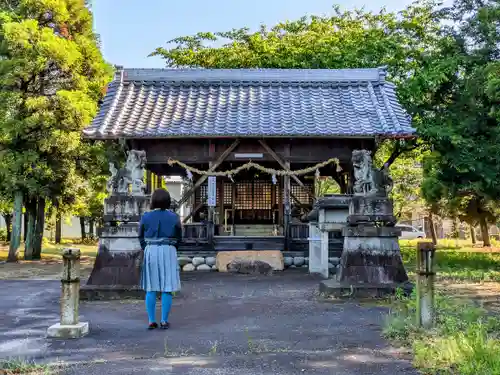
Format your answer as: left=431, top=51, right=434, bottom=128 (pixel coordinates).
left=0, top=0, right=112, bottom=259
left=419, top=0, right=500, bottom=246
left=151, top=1, right=444, bottom=141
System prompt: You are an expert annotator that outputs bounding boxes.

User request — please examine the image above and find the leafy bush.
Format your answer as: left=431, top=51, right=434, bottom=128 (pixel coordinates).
left=0, top=228, right=7, bottom=242
left=384, top=290, right=500, bottom=374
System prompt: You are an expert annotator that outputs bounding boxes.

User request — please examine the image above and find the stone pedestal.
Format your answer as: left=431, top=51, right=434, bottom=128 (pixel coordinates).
left=319, top=196, right=411, bottom=299
left=48, top=249, right=89, bottom=339
left=81, top=195, right=150, bottom=300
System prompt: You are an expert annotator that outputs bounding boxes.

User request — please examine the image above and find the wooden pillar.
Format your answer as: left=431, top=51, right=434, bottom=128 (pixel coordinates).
left=156, top=174, right=162, bottom=189
left=207, top=163, right=215, bottom=244
left=231, top=181, right=236, bottom=236
left=284, top=162, right=291, bottom=250
left=278, top=177, right=283, bottom=227
left=218, top=178, right=224, bottom=232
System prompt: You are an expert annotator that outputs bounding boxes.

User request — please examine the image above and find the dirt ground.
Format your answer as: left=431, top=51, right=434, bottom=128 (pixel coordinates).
left=0, top=273, right=419, bottom=375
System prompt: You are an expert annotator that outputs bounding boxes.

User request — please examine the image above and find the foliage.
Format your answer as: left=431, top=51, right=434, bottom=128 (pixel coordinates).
left=0, top=0, right=112, bottom=255
left=374, top=141, right=427, bottom=220
left=153, top=1, right=447, bottom=162
left=384, top=291, right=500, bottom=374
left=418, top=0, right=500, bottom=236
left=0, top=0, right=112, bottom=203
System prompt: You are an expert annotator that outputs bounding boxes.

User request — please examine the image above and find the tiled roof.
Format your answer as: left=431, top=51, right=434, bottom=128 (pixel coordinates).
left=83, top=67, right=415, bottom=139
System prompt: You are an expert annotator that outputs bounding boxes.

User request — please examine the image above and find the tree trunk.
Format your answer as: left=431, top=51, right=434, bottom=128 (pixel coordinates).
left=23, top=210, right=28, bottom=242
left=3, top=214, right=12, bottom=242
left=7, top=191, right=23, bottom=262
left=479, top=216, right=491, bottom=247
left=55, top=212, right=62, bottom=244
left=88, top=219, right=95, bottom=238
left=24, top=199, right=37, bottom=260
left=32, top=197, right=46, bottom=259
left=80, top=216, right=86, bottom=241
left=470, top=225, right=477, bottom=245
left=428, top=212, right=438, bottom=245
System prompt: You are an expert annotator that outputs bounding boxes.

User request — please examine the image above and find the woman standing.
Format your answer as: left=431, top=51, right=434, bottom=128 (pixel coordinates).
left=139, top=188, right=182, bottom=330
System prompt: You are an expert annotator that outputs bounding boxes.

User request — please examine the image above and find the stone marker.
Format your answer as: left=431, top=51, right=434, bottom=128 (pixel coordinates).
left=416, top=242, right=436, bottom=328
left=47, top=249, right=89, bottom=339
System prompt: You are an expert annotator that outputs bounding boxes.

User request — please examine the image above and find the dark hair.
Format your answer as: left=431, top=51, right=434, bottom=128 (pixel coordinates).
left=150, top=188, right=171, bottom=210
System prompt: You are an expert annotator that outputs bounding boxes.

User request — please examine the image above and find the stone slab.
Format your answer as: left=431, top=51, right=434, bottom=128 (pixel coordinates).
left=343, top=225, right=400, bottom=237
left=319, top=279, right=414, bottom=299
left=349, top=196, right=393, bottom=216
left=216, top=250, right=284, bottom=272
left=346, top=215, right=397, bottom=226
left=47, top=322, right=89, bottom=339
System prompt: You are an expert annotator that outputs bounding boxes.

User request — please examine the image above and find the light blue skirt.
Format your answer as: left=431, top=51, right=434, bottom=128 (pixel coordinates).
left=140, top=239, right=181, bottom=292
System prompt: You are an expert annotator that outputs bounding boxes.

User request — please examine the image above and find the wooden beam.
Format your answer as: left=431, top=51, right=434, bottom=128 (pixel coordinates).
left=176, top=139, right=241, bottom=208
left=258, top=140, right=315, bottom=201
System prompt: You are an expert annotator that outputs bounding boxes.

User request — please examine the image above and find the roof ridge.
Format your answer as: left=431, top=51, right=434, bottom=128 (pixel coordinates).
left=115, top=67, right=388, bottom=84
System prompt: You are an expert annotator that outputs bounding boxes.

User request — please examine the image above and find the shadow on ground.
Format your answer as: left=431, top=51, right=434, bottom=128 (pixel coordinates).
left=0, top=272, right=417, bottom=375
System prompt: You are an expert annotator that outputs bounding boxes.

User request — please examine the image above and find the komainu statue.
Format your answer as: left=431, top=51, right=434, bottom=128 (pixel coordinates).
left=351, top=150, right=393, bottom=197
left=106, top=150, right=147, bottom=195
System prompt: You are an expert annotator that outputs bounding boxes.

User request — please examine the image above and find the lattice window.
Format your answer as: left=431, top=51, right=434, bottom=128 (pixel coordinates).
left=235, top=181, right=253, bottom=209
left=253, top=181, right=272, bottom=209
left=223, top=183, right=232, bottom=205
left=194, top=182, right=207, bottom=205
left=291, top=183, right=314, bottom=205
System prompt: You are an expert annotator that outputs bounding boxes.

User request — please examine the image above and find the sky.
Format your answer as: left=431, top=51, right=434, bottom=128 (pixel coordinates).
left=92, top=0, right=420, bottom=69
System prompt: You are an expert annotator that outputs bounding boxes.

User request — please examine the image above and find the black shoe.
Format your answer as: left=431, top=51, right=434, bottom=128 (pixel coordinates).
left=148, top=322, right=158, bottom=330
left=160, top=322, right=170, bottom=330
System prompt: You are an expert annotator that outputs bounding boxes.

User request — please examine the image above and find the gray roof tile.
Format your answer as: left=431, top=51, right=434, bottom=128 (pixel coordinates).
left=83, top=67, right=415, bottom=139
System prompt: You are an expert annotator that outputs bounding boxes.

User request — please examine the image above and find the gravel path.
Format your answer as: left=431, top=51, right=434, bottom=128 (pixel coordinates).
left=0, top=272, right=417, bottom=374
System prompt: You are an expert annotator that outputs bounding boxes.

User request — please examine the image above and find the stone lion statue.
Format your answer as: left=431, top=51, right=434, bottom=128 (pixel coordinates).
left=106, top=150, right=147, bottom=195
left=352, top=150, right=393, bottom=197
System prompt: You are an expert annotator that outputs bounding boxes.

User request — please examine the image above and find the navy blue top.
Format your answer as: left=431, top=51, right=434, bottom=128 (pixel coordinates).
left=138, top=209, right=182, bottom=250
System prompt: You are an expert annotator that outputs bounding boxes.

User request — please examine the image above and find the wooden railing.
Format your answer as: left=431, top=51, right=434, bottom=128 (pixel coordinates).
left=182, top=223, right=209, bottom=243
left=289, top=223, right=309, bottom=239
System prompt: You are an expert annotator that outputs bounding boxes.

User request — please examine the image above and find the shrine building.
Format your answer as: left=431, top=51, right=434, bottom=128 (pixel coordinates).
left=83, top=67, right=415, bottom=258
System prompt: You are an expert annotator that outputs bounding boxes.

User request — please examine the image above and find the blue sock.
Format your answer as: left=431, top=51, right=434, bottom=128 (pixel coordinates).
left=161, top=292, right=172, bottom=323
left=145, top=291, right=157, bottom=323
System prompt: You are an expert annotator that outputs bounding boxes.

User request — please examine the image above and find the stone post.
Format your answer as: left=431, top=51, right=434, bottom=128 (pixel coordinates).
left=47, top=248, right=89, bottom=338
left=308, top=218, right=328, bottom=278
left=416, top=242, right=436, bottom=329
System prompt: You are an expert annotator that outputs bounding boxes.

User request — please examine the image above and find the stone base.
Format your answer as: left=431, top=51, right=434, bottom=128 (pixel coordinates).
left=319, top=280, right=414, bottom=299
left=86, top=248, right=142, bottom=286
left=216, top=251, right=284, bottom=272
left=47, top=322, right=89, bottom=339
left=80, top=284, right=144, bottom=300
left=337, top=236, right=409, bottom=284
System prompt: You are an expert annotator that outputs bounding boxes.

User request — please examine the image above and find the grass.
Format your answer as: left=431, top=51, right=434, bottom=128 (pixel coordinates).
left=384, top=239, right=500, bottom=374
left=0, top=241, right=97, bottom=261
left=384, top=290, right=500, bottom=374
left=400, top=240, right=500, bottom=283
left=0, top=358, right=58, bottom=374
left=0, top=240, right=97, bottom=279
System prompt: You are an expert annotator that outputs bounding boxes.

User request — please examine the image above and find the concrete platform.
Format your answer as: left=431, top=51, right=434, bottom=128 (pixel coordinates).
left=47, top=322, right=89, bottom=339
